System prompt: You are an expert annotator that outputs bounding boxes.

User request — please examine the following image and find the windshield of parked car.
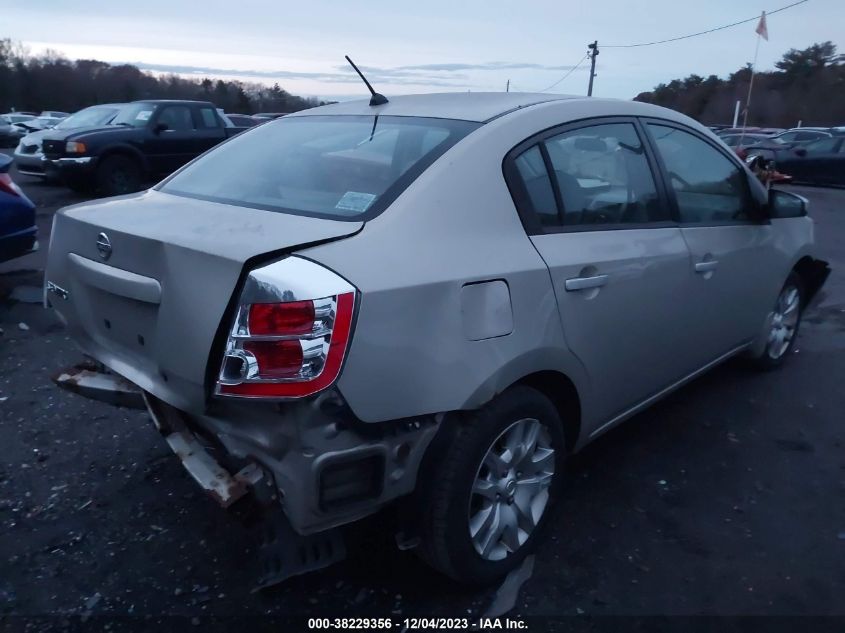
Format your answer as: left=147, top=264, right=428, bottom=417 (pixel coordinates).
left=160, top=115, right=480, bottom=220
left=2, top=114, right=34, bottom=124
left=56, top=105, right=121, bottom=130
left=111, top=102, right=156, bottom=127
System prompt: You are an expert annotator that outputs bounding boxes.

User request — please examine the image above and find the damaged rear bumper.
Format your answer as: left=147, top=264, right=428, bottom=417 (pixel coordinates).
left=144, top=392, right=263, bottom=508
left=52, top=361, right=440, bottom=536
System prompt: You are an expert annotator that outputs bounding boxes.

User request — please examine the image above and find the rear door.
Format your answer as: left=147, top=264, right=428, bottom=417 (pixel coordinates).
left=194, top=106, right=228, bottom=153
left=146, top=104, right=199, bottom=175
left=506, top=118, right=696, bottom=424
left=643, top=120, right=781, bottom=365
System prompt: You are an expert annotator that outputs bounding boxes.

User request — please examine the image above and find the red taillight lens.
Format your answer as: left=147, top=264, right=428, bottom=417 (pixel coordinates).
left=243, top=340, right=303, bottom=378
left=217, top=290, right=356, bottom=399
left=0, top=174, right=22, bottom=197
left=248, top=301, right=315, bottom=336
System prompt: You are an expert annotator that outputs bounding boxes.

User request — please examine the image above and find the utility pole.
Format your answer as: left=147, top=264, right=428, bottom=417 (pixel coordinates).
left=506, top=79, right=510, bottom=93
left=587, top=41, right=599, bottom=96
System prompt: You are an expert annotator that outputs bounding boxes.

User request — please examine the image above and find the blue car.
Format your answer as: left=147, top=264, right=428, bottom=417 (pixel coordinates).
left=0, top=153, right=37, bottom=263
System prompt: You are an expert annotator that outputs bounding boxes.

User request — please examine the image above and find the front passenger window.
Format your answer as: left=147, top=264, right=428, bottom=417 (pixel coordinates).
left=648, top=124, right=749, bottom=224
left=157, top=106, right=194, bottom=132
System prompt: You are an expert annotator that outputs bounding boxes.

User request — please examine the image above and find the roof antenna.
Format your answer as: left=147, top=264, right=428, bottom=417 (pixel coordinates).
left=345, top=55, right=389, bottom=106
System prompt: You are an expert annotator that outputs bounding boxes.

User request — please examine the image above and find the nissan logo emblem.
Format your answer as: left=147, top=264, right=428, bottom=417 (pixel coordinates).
left=96, top=232, right=112, bottom=260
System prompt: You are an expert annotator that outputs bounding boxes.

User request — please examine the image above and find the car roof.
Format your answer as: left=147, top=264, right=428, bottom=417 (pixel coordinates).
left=131, top=99, right=215, bottom=106
left=290, top=92, right=583, bottom=123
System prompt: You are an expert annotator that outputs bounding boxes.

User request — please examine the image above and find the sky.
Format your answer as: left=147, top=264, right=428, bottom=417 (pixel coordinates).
left=3, top=0, right=843, bottom=101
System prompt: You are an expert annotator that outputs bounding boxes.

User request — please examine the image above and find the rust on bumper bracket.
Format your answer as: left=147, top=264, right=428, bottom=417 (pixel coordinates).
left=52, top=361, right=146, bottom=410
left=144, top=392, right=261, bottom=508
left=52, top=362, right=260, bottom=508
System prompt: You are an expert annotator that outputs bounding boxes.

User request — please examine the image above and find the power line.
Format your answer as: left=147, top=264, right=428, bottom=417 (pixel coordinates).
left=537, top=53, right=589, bottom=92
left=603, top=0, right=809, bottom=48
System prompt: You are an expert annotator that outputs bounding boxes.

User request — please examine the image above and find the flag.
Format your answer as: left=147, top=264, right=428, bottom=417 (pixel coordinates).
left=755, top=11, right=769, bottom=40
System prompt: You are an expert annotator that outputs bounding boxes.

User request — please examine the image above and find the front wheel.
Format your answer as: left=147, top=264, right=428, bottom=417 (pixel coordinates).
left=418, top=386, right=566, bottom=584
left=96, top=154, right=143, bottom=196
left=748, top=271, right=804, bottom=369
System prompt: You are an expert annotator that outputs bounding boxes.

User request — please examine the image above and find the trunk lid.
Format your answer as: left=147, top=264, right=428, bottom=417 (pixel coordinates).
left=45, top=189, right=362, bottom=414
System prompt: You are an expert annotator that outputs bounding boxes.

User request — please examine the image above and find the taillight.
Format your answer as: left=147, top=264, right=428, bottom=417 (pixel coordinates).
left=0, top=173, right=22, bottom=197
left=215, top=257, right=357, bottom=399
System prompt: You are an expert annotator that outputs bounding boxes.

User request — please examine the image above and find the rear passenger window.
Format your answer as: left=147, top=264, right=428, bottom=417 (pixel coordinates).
left=199, top=108, right=221, bottom=129
left=542, top=122, right=665, bottom=226
left=514, top=145, right=558, bottom=225
left=647, top=123, right=749, bottom=224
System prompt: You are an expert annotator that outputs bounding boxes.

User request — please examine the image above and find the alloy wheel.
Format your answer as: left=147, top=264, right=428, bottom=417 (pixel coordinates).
left=767, top=283, right=800, bottom=360
left=468, top=418, right=555, bottom=561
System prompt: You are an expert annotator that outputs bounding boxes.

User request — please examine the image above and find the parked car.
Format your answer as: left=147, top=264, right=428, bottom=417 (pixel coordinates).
left=0, top=153, right=37, bottom=263
left=771, top=134, right=845, bottom=186
left=252, top=112, right=288, bottom=120
left=217, top=111, right=260, bottom=129
left=40, top=110, right=71, bottom=119
left=4, top=115, right=67, bottom=149
left=222, top=113, right=260, bottom=128
left=771, top=127, right=832, bottom=143
left=41, top=100, right=242, bottom=196
left=14, top=103, right=127, bottom=178
left=744, top=127, right=834, bottom=156
left=45, top=93, right=829, bottom=585
left=0, top=114, right=36, bottom=147
left=719, top=132, right=772, bottom=156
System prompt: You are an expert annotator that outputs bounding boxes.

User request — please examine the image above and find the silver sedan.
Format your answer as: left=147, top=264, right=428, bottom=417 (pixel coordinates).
left=45, top=93, right=829, bottom=585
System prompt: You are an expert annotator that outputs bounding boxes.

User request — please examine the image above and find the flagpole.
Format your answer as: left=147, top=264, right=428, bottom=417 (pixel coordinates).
left=740, top=33, right=761, bottom=146
left=741, top=10, right=767, bottom=144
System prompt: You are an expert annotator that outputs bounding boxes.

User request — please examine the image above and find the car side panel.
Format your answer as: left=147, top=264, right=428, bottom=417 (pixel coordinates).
left=300, top=112, right=590, bottom=426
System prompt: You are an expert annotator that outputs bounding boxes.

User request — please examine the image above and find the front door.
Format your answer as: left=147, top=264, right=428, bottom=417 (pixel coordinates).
left=644, top=121, right=781, bottom=365
left=507, top=119, right=696, bottom=424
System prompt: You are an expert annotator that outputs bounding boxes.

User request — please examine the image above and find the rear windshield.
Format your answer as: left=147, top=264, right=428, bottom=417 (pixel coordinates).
left=159, top=115, right=480, bottom=221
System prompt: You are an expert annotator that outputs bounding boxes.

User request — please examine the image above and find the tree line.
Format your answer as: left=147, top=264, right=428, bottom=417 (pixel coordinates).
left=0, top=39, right=328, bottom=115
left=634, top=42, right=845, bottom=127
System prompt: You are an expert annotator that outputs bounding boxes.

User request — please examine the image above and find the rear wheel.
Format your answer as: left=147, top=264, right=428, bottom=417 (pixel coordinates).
left=749, top=271, right=804, bottom=369
left=418, top=386, right=565, bottom=584
left=96, top=154, right=143, bottom=196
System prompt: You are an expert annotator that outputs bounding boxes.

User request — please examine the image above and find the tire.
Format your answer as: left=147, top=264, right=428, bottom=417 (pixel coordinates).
left=66, top=178, right=94, bottom=194
left=748, top=271, right=804, bottom=370
left=96, top=154, right=143, bottom=196
left=418, top=386, right=566, bottom=584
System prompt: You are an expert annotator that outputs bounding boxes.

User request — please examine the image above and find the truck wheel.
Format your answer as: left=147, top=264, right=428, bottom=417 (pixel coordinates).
left=66, top=178, right=93, bottom=194
left=96, top=155, right=143, bottom=196
left=418, top=386, right=565, bottom=584
left=748, top=271, right=804, bottom=370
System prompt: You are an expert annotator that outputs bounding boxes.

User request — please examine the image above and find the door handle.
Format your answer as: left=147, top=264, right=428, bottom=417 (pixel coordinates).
left=694, top=260, right=719, bottom=273
left=565, top=274, right=608, bottom=291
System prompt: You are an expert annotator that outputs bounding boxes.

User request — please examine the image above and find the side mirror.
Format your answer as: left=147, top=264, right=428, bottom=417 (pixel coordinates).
left=153, top=122, right=169, bottom=134
left=768, top=189, right=808, bottom=218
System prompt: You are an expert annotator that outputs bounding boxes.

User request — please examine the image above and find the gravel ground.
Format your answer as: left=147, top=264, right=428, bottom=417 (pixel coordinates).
left=1, top=153, right=843, bottom=625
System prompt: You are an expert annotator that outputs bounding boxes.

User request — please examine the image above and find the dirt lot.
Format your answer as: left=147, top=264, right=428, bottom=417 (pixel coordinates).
left=1, top=153, right=844, bottom=626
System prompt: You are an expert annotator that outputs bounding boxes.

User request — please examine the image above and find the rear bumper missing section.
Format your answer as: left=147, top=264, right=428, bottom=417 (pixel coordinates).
left=52, top=363, right=259, bottom=508
left=144, top=392, right=263, bottom=508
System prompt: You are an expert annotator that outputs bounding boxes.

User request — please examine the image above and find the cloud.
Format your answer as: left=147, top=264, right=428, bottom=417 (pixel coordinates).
left=128, top=59, right=582, bottom=89
left=393, top=62, right=580, bottom=72
left=130, top=61, right=468, bottom=87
